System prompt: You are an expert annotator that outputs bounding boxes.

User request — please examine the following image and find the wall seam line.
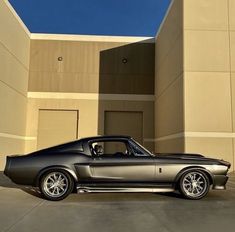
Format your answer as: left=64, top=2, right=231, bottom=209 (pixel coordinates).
left=0, top=133, right=36, bottom=140
left=27, top=92, right=155, bottom=101
left=182, top=0, right=186, bottom=152
left=0, top=79, right=27, bottom=98
left=185, top=70, right=230, bottom=73
left=227, top=0, right=235, bottom=170
left=28, top=70, right=154, bottom=76
left=184, top=28, right=229, bottom=32
left=0, top=40, right=29, bottom=71
left=156, top=132, right=235, bottom=142
left=155, top=31, right=183, bottom=69
left=155, top=71, right=183, bottom=100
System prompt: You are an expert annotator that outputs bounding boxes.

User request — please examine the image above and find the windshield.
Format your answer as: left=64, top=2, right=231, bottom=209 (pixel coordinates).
left=130, top=138, right=154, bottom=157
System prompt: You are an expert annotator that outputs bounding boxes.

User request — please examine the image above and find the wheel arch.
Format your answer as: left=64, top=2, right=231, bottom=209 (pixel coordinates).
left=34, top=165, right=78, bottom=187
left=174, top=166, right=213, bottom=188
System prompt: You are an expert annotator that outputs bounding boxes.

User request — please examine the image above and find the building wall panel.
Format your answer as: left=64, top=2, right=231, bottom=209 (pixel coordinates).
left=0, top=1, right=30, bottom=170
left=184, top=30, right=230, bottom=72
left=37, top=110, right=78, bottom=149
left=184, top=0, right=228, bottom=30
left=155, top=76, right=184, bottom=139
left=29, top=40, right=155, bottom=95
left=156, top=137, right=184, bottom=153
left=229, top=0, right=235, bottom=31
left=184, top=72, right=232, bottom=132
left=0, top=0, right=30, bottom=68
left=154, top=0, right=184, bottom=152
left=183, top=0, right=235, bottom=170
left=105, top=111, right=143, bottom=144
left=185, top=137, right=234, bottom=171
left=25, top=97, right=154, bottom=153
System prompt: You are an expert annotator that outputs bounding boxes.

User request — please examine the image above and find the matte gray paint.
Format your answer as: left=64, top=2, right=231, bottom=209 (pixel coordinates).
left=4, top=136, right=230, bottom=194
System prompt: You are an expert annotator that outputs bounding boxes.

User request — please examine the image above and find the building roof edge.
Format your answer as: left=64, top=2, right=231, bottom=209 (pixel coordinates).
left=30, top=33, right=155, bottom=43
left=5, top=0, right=31, bottom=37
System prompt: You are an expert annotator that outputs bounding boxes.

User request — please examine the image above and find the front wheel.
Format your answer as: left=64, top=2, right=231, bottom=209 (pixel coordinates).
left=179, top=170, right=210, bottom=200
left=40, top=170, right=74, bottom=201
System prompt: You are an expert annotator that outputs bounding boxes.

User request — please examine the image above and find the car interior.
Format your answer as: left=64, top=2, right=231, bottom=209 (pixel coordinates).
left=90, top=140, right=132, bottom=157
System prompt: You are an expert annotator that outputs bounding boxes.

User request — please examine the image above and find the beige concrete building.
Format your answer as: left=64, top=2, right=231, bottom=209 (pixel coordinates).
left=27, top=36, right=155, bottom=153
left=0, top=0, right=30, bottom=169
left=155, top=0, right=235, bottom=171
left=0, top=0, right=235, bottom=171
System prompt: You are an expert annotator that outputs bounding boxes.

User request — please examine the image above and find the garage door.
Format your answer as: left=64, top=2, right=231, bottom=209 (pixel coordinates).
left=37, top=110, right=78, bottom=149
left=104, top=111, right=143, bottom=144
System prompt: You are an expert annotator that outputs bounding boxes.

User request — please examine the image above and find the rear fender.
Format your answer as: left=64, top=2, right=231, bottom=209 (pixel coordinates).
left=34, top=165, right=78, bottom=187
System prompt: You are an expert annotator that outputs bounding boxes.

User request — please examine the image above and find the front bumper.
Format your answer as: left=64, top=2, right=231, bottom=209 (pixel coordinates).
left=212, top=175, right=229, bottom=190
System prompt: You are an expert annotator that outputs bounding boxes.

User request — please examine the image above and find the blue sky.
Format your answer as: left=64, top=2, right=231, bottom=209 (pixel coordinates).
left=9, top=0, right=171, bottom=37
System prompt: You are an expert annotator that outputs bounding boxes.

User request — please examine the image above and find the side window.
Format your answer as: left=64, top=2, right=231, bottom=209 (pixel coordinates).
left=91, top=140, right=129, bottom=156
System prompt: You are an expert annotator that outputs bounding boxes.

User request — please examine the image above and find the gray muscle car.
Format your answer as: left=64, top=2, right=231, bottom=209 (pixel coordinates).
left=4, top=135, right=230, bottom=201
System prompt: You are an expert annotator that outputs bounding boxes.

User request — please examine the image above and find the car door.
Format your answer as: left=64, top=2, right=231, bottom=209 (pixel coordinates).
left=89, top=139, right=155, bottom=183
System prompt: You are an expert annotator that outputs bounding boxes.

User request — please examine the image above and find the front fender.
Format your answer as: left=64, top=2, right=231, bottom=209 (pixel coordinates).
left=174, top=166, right=214, bottom=187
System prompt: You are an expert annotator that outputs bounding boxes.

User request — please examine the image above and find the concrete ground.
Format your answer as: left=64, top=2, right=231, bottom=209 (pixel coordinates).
left=0, top=172, right=235, bottom=232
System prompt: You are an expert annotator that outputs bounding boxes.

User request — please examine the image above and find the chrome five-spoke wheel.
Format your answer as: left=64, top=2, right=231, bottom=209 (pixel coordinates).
left=40, top=170, right=74, bottom=201
left=179, top=170, right=210, bottom=200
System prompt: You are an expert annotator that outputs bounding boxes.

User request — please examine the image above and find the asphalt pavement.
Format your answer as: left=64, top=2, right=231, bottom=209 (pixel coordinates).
left=0, top=171, right=235, bottom=232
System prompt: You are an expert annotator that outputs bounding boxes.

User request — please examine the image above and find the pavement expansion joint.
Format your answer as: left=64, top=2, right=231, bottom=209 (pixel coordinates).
left=2, top=199, right=45, bottom=232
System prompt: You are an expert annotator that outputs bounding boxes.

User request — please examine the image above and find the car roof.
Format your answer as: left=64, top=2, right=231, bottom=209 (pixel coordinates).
left=28, top=135, right=132, bottom=155
left=80, top=135, right=131, bottom=142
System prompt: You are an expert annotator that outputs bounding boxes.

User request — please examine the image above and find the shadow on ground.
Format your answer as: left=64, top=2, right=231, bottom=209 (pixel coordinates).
left=0, top=171, right=183, bottom=201
left=0, top=171, right=18, bottom=188
left=0, top=171, right=42, bottom=198
left=1, top=171, right=234, bottom=202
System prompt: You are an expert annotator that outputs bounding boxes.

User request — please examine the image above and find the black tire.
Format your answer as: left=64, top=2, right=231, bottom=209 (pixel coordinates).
left=39, top=170, right=74, bottom=201
left=179, top=170, right=210, bottom=200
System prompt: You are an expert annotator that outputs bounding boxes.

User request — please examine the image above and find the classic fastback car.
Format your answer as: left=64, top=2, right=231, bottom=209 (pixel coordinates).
left=4, top=135, right=230, bottom=201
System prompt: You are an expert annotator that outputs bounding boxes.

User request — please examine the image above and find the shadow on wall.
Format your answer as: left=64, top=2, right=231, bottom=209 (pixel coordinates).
left=97, top=39, right=155, bottom=151
left=98, top=39, right=155, bottom=95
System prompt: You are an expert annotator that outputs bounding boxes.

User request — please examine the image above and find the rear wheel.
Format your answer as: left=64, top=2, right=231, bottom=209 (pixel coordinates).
left=179, top=170, right=210, bottom=200
left=40, top=170, right=74, bottom=201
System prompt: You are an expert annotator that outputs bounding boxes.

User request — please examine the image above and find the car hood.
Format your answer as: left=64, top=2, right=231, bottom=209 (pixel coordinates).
left=154, top=153, right=204, bottom=159
left=154, top=153, right=231, bottom=167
